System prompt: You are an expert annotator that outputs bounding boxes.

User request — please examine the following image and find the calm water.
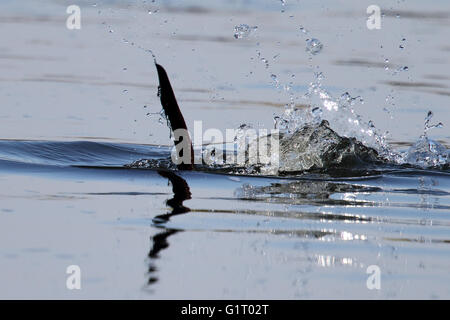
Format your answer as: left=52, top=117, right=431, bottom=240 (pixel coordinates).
left=0, top=0, right=449, bottom=299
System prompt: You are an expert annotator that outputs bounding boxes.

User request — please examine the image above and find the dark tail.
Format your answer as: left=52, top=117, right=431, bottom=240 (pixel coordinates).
left=155, top=63, right=194, bottom=170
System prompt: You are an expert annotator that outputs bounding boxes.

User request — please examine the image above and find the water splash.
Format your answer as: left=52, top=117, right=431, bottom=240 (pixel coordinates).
left=266, top=70, right=449, bottom=172
left=133, top=64, right=448, bottom=174
left=237, top=102, right=449, bottom=174
left=405, top=111, right=448, bottom=168
left=276, top=120, right=380, bottom=172
left=266, top=71, right=406, bottom=168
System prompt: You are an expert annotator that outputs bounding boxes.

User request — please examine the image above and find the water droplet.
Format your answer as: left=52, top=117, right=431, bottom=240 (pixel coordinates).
left=233, top=24, right=257, bottom=39
left=271, top=74, right=279, bottom=88
left=422, top=110, right=444, bottom=135
left=259, top=56, right=269, bottom=68
left=306, top=38, right=323, bottom=55
left=299, top=26, right=308, bottom=34
left=311, top=106, right=322, bottom=119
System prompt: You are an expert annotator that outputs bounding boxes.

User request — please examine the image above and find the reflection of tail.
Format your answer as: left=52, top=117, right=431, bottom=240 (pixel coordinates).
left=148, top=170, right=192, bottom=285
left=148, top=229, right=179, bottom=259
left=158, top=170, right=191, bottom=203
left=148, top=228, right=179, bottom=284
left=155, top=63, right=194, bottom=170
left=152, top=170, right=191, bottom=224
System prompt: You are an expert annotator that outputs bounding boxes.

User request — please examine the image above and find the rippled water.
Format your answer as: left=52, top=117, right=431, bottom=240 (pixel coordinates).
left=1, top=138, right=449, bottom=298
left=0, top=0, right=449, bottom=299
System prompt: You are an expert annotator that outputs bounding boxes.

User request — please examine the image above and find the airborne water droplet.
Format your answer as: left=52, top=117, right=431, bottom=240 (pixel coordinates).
left=299, top=26, right=308, bottom=35
left=305, top=38, right=323, bottom=55
left=271, top=74, right=279, bottom=88
left=260, top=57, right=269, bottom=68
